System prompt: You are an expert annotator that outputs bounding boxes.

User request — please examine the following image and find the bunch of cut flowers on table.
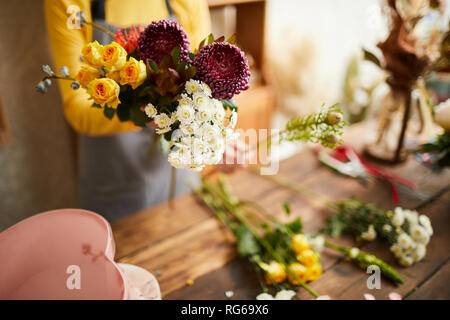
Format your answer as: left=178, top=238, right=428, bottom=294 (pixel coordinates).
left=36, top=16, right=250, bottom=172
left=194, top=176, right=403, bottom=300
left=252, top=171, right=433, bottom=268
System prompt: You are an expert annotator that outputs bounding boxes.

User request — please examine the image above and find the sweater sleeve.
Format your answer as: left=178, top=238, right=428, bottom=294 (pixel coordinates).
left=44, top=0, right=139, bottom=136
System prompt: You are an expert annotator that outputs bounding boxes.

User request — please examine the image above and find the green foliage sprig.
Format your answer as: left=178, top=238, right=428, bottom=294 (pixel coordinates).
left=413, top=131, right=450, bottom=168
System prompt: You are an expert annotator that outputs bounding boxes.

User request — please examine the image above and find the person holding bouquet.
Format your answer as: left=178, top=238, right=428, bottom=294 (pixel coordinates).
left=44, top=0, right=241, bottom=221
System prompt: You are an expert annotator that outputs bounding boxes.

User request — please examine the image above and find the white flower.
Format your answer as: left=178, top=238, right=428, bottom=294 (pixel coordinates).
left=168, top=151, right=184, bottom=168
left=229, top=111, right=238, bottom=128
left=154, top=113, right=172, bottom=129
left=405, top=210, right=418, bottom=225
left=144, top=103, right=157, bottom=118
left=397, top=233, right=414, bottom=250
left=434, top=98, right=450, bottom=130
left=399, top=255, right=414, bottom=267
left=185, top=79, right=201, bottom=95
left=316, top=295, right=331, bottom=300
left=392, top=207, right=405, bottom=227
left=176, top=105, right=195, bottom=124
left=390, top=244, right=403, bottom=257
left=180, top=123, right=198, bottom=136
left=192, top=92, right=209, bottom=109
left=197, top=105, right=212, bottom=122
left=201, top=82, right=212, bottom=97
left=202, top=123, right=221, bottom=141
left=349, top=247, right=360, bottom=259
left=412, top=244, right=426, bottom=262
left=410, top=224, right=429, bottom=244
left=170, top=129, right=184, bottom=142
left=156, top=127, right=171, bottom=134
left=308, top=235, right=325, bottom=253
left=361, top=225, right=376, bottom=241
left=213, top=107, right=226, bottom=123
left=382, top=224, right=393, bottom=233
left=419, top=215, right=433, bottom=235
left=274, top=290, right=296, bottom=300
left=256, top=293, right=274, bottom=300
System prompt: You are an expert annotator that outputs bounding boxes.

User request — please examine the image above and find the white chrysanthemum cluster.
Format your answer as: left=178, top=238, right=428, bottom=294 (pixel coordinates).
left=144, top=79, right=238, bottom=172
left=389, top=207, right=433, bottom=267
left=306, top=235, right=325, bottom=253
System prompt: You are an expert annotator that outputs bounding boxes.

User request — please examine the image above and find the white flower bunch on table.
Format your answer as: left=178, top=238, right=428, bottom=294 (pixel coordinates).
left=145, top=80, right=239, bottom=172
left=388, top=207, right=433, bottom=267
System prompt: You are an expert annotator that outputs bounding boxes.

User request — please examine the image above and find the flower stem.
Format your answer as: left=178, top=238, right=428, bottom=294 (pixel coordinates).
left=249, top=167, right=338, bottom=211
left=86, top=21, right=116, bottom=38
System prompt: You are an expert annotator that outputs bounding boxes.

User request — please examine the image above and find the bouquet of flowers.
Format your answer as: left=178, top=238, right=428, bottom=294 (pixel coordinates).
left=36, top=18, right=250, bottom=172
left=195, top=177, right=402, bottom=300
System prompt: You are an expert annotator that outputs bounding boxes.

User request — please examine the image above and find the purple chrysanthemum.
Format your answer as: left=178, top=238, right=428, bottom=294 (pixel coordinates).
left=193, top=42, right=250, bottom=100
left=138, top=20, right=190, bottom=64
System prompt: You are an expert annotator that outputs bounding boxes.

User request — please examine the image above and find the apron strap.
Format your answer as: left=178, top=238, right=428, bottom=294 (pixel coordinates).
left=165, top=0, right=177, bottom=21
left=91, top=0, right=106, bottom=21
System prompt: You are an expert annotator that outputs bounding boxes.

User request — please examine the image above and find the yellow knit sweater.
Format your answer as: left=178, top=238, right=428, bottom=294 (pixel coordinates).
left=44, top=0, right=210, bottom=135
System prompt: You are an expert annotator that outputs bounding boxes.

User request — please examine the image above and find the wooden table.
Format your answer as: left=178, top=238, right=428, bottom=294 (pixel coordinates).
left=112, top=125, right=450, bottom=300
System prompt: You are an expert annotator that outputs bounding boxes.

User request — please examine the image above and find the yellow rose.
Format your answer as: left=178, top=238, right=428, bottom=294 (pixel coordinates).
left=296, top=249, right=319, bottom=267
left=305, top=263, right=322, bottom=282
left=291, top=234, right=310, bottom=255
left=101, top=42, right=127, bottom=71
left=107, top=70, right=121, bottom=82
left=81, top=41, right=103, bottom=68
left=87, top=78, right=121, bottom=109
left=259, top=261, right=287, bottom=284
left=119, top=57, right=147, bottom=89
left=76, top=66, right=101, bottom=88
left=287, top=262, right=307, bottom=285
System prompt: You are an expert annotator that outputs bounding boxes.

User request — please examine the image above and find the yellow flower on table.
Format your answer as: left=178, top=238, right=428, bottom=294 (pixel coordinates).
left=287, top=262, right=307, bottom=285
left=305, top=263, right=322, bottom=282
left=297, top=249, right=319, bottom=267
left=101, top=42, right=127, bottom=71
left=259, top=261, right=287, bottom=284
left=87, top=78, right=121, bottom=109
left=76, top=66, right=101, bottom=88
left=291, top=234, right=310, bottom=255
left=81, top=41, right=103, bottom=68
left=119, top=57, right=147, bottom=89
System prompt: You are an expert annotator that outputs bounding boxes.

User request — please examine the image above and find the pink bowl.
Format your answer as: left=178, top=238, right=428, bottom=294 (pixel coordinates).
left=0, top=209, right=128, bottom=299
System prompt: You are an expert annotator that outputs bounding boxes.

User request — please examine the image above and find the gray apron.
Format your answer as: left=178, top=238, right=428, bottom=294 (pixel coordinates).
left=79, top=0, right=198, bottom=221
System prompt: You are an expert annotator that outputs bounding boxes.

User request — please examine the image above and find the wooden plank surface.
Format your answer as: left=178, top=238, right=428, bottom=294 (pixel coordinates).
left=112, top=125, right=450, bottom=299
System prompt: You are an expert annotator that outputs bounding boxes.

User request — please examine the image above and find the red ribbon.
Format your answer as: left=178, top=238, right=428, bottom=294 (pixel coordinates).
left=330, top=146, right=416, bottom=204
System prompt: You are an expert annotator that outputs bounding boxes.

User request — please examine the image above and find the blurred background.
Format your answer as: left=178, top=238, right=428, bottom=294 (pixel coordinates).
left=0, top=0, right=448, bottom=230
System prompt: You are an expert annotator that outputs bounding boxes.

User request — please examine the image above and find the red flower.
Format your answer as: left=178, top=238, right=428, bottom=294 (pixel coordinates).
left=193, top=42, right=250, bottom=100
left=114, top=25, right=144, bottom=54
left=138, top=20, right=190, bottom=64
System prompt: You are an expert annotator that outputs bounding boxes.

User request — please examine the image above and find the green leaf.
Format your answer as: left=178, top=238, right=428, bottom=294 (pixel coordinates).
left=363, top=49, right=381, bottom=68
left=233, top=225, right=260, bottom=256
left=282, top=202, right=291, bottom=215
left=171, top=46, right=181, bottom=65
left=214, top=36, right=225, bottom=42
left=207, top=33, right=214, bottom=45
left=323, top=215, right=346, bottom=237
left=103, top=106, right=115, bottom=119
left=227, top=34, right=237, bottom=45
left=219, top=98, right=238, bottom=111
left=92, top=103, right=102, bottom=108
left=189, top=52, right=195, bottom=61
left=129, top=107, right=149, bottom=127
left=116, top=104, right=130, bottom=122
left=285, top=218, right=302, bottom=234
left=148, top=60, right=159, bottom=72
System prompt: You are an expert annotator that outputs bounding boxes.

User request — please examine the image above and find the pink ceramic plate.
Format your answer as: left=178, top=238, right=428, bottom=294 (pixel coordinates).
left=0, top=209, right=160, bottom=300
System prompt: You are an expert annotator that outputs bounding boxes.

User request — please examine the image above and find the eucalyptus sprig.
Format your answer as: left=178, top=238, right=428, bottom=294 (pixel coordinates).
left=36, top=65, right=78, bottom=93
